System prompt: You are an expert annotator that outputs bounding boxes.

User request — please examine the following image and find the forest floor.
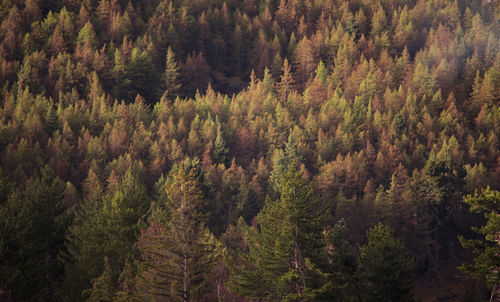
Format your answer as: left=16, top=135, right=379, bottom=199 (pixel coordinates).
left=415, top=252, right=486, bottom=302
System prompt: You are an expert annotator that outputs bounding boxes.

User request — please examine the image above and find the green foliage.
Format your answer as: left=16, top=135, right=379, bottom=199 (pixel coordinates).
left=268, top=133, right=301, bottom=200
left=0, top=0, right=499, bottom=300
left=236, top=177, right=259, bottom=224
left=163, top=46, right=181, bottom=99
left=84, top=257, right=115, bottom=302
left=114, top=47, right=159, bottom=103
left=460, top=188, right=500, bottom=291
left=64, top=169, right=149, bottom=301
left=0, top=166, right=67, bottom=301
left=212, top=123, right=228, bottom=165
left=319, top=219, right=359, bottom=301
left=114, top=260, right=140, bottom=302
left=76, top=21, right=97, bottom=49
left=226, top=164, right=330, bottom=301
left=358, top=223, right=415, bottom=302
left=137, top=166, right=220, bottom=301
left=315, top=61, right=328, bottom=84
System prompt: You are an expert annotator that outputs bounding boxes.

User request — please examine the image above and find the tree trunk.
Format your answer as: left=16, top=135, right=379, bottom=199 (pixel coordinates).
left=184, top=250, right=188, bottom=302
left=293, top=229, right=305, bottom=297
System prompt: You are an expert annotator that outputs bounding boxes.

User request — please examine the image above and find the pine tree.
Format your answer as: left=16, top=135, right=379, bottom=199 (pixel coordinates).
left=315, top=60, right=328, bottom=84
left=212, top=123, right=228, bottom=165
left=358, top=223, right=415, bottom=302
left=268, top=133, right=301, bottom=200
left=0, top=166, right=67, bottom=301
left=317, top=219, right=359, bottom=301
left=225, top=164, right=329, bottom=301
left=163, top=46, right=181, bottom=99
left=64, top=169, right=149, bottom=301
left=114, top=259, right=139, bottom=302
left=44, top=104, right=58, bottom=135
left=76, top=21, right=98, bottom=50
left=460, top=187, right=500, bottom=300
left=125, top=47, right=159, bottom=103
left=84, top=257, right=115, bottom=302
left=268, top=149, right=287, bottom=201
left=238, top=177, right=259, bottom=224
left=137, top=166, right=219, bottom=302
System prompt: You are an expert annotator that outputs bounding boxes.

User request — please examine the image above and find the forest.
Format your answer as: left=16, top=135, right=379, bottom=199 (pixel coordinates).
left=0, top=0, right=499, bottom=301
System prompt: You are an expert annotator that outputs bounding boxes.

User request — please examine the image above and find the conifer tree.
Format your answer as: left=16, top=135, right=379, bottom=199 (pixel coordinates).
left=44, top=104, right=58, bottom=135
left=137, top=166, right=219, bottom=302
left=77, top=21, right=98, bottom=50
left=315, top=60, right=328, bottom=84
left=225, top=164, right=329, bottom=301
left=278, top=58, right=295, bottom=103
left=294, top=36, right=315, bottom=88
left=237, top=177, right=259, bottom=224
left=268, top=133, right=301, bottom=200
left=315, top=219, right=359, bottom=301
left=64, top=169, right=149, bottom=301
left=85, top=257, right=115, bottom=302
left=212, top=123, right=228, bottom=165
left=358, top=223, right=415, bottom=302
left=163, top=46, right=181, bottom=99
left=460, top=187, right=500, bottom=300
left=114, top=260, right=140, bottom=302
left=0, top=166, right=67, bottom=301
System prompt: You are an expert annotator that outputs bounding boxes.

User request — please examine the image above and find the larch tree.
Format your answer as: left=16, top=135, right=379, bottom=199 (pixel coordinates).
left=294, top=36, right=316, bottom=88
left=278, top=58, right=295, bottom=103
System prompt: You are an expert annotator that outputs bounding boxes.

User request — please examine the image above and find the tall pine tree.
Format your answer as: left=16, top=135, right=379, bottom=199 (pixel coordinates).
left=163, top=46, right=181, bottom=99
left=0, top=166, right=67, bottom=301
left=137, top=165, right=219, bottom=302
left=358, top=223, right=415, bottom=302
left=64, top=169, right=149, bottom=301
left=460, top=187, right=500, bottom=301
left=212, top=123, right=228, bottom=166
left=226, top=164, right=330, bottom=301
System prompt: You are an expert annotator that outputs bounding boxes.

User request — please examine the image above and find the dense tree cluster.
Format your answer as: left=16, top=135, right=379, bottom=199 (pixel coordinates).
left=0, top=0, right=499, bottom=300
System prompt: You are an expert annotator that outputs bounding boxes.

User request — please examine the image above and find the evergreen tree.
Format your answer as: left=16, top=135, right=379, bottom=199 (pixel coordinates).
left=358, top=223, right=415, bottom=302
left=76, top=21, right=98, bottom=50
left=121, top=47, right=159, bottom=103
left=315, top=61, right=328, bottom=84
left=0, top=166, right=67, bottom=301
left=114, top=259, right=140, bottom=302
left=44, top=104, right=58, bottom=135
left=163, top=46, right=181, bottom=99
left=226, top=164, right=329, bottom=301
left=212, top=123, right=228, bottom=165
left=460, top=187, right=500, bottom=300
left=137, top=166, right=219, bottom=302
left=84, top=257, right=115, bottom=302
left=268, top=133, right=301, bottom=200
left=238, top=177, right=259, bottom=224
left=268, top=149, right=287, bottom=201
left=64, top=169, right=149, bottom=301
left=318, top=219, right=359, bottom=301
